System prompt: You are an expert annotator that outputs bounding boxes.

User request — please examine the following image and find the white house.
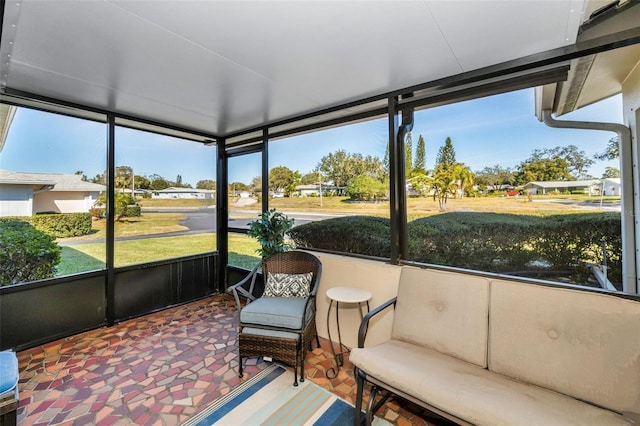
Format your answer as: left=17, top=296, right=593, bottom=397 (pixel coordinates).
left=151, top=187, right=214, bottom=200
left=600, top=178, right=622, bottom=196
left=523, top=180, right=600, bottom=195
left=0, top=170, right=106, bottom=217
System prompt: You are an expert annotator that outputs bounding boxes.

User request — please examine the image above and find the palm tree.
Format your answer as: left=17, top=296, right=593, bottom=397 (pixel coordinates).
left=431, top=166, right=459, bottom=210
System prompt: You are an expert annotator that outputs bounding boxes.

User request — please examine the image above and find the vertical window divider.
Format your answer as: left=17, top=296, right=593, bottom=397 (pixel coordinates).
left=106, top=115, right=115, bottom=326
left=262, top=129, right=269, bottom=213
left=217, top=138, right=229, bottom=292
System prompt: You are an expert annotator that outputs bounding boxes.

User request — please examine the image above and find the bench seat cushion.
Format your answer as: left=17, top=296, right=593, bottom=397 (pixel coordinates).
left=350, top=339, right=633, bottom=426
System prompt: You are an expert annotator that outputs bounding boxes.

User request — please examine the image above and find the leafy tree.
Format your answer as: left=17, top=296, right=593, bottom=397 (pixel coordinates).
left=95, top=192, right=136, bottom=221
left=196, top=179, right=216, bottom=190
left=594, top=136, right=620, bottom=161
left=149, top=177, right=170, bottom=190
left=383, top=144, right=390, bottom=179
left=75, top=170, right=88, bottom=181
left=250, top=176, right=262, bottom=195
left=405, top=132, right=413, bottom=177
left=452, top=163, right=475, bottom=198
left=176, top=174, right=183, bottom=186
left=269, top=166, right=300, bottom=196
left=515, top=157, right=572, bottom=184
left=435, top=137, right=456, bottom=169
left=115, top=166, right=134, bottom=190
left=408, top=172, right=432, bottom=197
left=316, top=150, right=384, bottom=187
left=602, top=167, right=620, bottom=178
left=474, top=165, right=515, bottom=189
left=135, top=175, right=151, bottom=189
left=525, top=145, right=594, bottom=180
left=300, top=172, right=320, bottom=185
left=230, top=182, right=249, bottom=194
left=431, top=165, right=459, bottom=210
left=346, top=175, right=387, bottom=201
left=413, top=134, right=427, bottom=175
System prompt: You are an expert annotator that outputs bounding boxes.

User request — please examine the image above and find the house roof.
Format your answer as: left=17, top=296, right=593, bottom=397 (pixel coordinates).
left=536, top=0, right=640, bottom=118
left=0, top=170, right=106, bottom=191
left=153, top=187, right=214, bottom=194
left=0, top=0, right=613, bottom=142
left=524, top=179, right=600, bottom=188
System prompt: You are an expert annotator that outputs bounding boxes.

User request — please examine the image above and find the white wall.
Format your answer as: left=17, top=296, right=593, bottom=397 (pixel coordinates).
left=0, top=184, right=32, bottom=216
left=314, top=253, right=401, bottom=349
left=34, top=191, right=90, bottom=213
left=622, top=57, right=640, bottom=294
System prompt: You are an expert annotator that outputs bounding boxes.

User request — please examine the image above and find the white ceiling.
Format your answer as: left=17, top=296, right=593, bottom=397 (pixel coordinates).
left=0, top=0, right=587, bottom=138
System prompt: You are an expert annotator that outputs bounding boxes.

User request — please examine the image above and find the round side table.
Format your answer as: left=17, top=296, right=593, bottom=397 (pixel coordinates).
left=325, top=286, right=372, bottom=379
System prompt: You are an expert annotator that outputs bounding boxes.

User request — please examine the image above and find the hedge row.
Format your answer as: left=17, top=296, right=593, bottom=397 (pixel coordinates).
left=289, top=212, right=622, bottom=286
left=31, top=212, right=93, bottom=238
left=0, top=219, right=61, bottom=286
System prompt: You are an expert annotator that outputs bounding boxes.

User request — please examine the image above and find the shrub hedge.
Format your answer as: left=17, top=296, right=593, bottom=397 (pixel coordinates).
left=0, top=219, right=61, bottom=286
left=31, top=212, right=93, bottom=238
left=289, top=212, right=622, bottom=287
left=289, top=216, right=391, bottom=258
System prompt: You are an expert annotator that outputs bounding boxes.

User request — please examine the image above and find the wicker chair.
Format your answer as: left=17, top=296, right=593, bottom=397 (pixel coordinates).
left=229, top=251, right=322, bottom=386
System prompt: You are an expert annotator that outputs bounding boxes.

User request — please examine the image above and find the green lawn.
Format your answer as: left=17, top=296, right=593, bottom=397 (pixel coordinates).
left=55, top=194, right=620, bottom=276
left=57, top=233, right=260, bottom=275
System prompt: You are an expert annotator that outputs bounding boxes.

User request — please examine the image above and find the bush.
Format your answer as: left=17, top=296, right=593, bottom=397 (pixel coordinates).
left=408, top=213, right=541, bottom=272
left=289, top=212, right=622, bottom=287
left=30, top=213, right=93, bottom=238
left=119, top=205, right=141, bottom=218
left=0, top=219, right=61, bottom=286
left=289, top=216, right=390, bottom=257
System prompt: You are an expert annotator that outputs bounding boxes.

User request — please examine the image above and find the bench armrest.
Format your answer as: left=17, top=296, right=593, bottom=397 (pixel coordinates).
left=358, top=296, right=397, bottom=348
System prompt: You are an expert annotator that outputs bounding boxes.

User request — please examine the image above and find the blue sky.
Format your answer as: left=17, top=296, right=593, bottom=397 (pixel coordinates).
left=0, top=88, right=622, bottom=187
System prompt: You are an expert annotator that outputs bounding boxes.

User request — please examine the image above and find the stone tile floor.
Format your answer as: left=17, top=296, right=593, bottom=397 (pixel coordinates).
left=16, top=294, right=444, bottom=425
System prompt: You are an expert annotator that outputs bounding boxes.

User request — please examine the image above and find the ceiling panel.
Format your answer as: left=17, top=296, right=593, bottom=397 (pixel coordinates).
left=0, top=0, right=589, bottom=137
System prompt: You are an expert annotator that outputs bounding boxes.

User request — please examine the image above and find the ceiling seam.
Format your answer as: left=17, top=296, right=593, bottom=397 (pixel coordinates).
left=420, top=0, right=464, bottom=73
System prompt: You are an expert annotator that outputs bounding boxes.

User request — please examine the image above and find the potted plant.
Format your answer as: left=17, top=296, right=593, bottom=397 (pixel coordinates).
left=248, top=209, right=295, bottom=258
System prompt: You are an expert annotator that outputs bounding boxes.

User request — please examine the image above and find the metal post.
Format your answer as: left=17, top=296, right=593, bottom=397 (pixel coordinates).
left=216, top=138, right=229, bottom=293
left=105, top=115, right=115, bottom=325
left=388, top=96, right=400, bottom=263
left=262, top=129, right=269, bottom=213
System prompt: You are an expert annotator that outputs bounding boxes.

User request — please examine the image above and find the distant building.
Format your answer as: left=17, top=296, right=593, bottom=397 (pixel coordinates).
left=523, top=180, right=600, bottom=195
left=600, top=178, right=621, bottom=196
left=0, top=170, right=105, bottom=217
left=295, top=183, right=344, bottom=197
left=151, top=187, right=214, bottom=200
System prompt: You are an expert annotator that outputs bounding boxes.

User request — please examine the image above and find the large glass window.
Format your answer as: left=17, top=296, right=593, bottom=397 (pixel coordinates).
left=0, top=106, right=107, bottom=284
left=112, top=127, right=216, bottom=267
left=405, top=89, right=623, bottom=290
left=228, top=152, right=261, bottom=268
left=269, top=118, right=390, bottom=258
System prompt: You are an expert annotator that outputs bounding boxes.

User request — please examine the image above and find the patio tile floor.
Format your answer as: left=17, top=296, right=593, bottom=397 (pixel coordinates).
left=16, top=294, right=444, bottom=425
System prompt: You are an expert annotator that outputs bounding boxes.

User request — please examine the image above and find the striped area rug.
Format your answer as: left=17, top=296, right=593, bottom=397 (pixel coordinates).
left=183, top=364, right=390, bottom=426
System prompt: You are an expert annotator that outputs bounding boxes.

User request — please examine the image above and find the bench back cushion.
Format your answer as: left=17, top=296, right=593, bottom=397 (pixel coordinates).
left=489, top=280, right=640, bottom=414
left=392, top=267, right=490, bottom=368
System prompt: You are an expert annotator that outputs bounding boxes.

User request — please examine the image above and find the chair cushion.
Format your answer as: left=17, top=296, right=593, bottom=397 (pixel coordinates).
left=240, top=297, right=313, bottom=330
left=263, top=272, right=312, bottom=298
left=0, top=350, right=18, bottom=395
left=351, top=339, right=632, bottom=425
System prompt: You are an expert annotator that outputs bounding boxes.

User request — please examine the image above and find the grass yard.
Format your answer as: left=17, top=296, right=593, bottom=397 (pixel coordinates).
left=57, top=233, right=260, bottom=275
left=55, top=193, right=619, bottom=276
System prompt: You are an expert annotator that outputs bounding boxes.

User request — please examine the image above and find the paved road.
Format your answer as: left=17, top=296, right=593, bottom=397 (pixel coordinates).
left=142, top=207, right=346, bottom=232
